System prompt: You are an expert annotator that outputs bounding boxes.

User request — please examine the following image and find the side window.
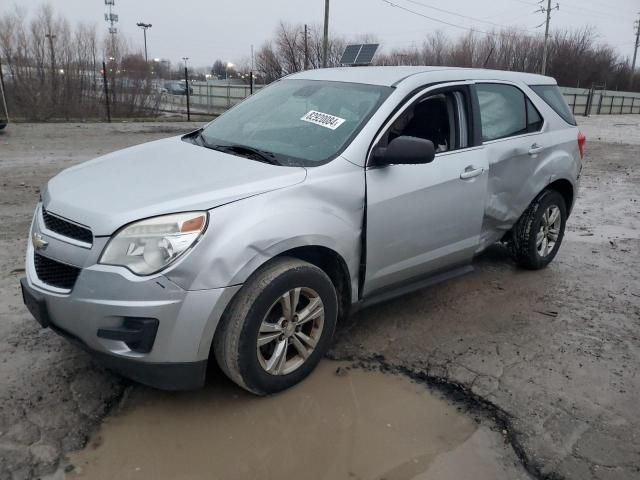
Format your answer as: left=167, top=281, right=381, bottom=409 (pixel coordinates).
left=380, top=89, right=470, bottom=153
left=527, top=99, right=543, bottom=132
left=476, top=84, right=527, bottom=141
left=530, top=84, right=576, bottom=125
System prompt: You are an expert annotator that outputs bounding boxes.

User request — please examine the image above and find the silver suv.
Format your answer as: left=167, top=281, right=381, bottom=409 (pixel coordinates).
left=21, top=67, right=584, bottom=394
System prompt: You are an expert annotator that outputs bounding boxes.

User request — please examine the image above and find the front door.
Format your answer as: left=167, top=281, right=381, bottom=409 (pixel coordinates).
left=364, top=84, right=487, bottom=297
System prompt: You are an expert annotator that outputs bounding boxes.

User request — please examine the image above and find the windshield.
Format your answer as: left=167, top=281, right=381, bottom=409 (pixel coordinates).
left=200, top=79, right=392, bottom=166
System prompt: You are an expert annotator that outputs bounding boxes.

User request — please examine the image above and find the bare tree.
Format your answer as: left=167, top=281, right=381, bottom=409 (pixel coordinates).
left=255, top=42, right=283, bottom=84
left=375, top=26, right=636, bottom=91
left=0, top=4, right=160, bottom=120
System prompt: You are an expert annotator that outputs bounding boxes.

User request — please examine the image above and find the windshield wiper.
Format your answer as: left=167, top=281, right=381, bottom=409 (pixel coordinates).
left=211, top=144, right=281, bottom=165
left=189, top=131, right=282, bottom=165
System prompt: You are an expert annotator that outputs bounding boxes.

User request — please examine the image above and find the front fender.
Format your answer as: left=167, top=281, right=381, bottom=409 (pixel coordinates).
left=165, top=159, right=365, bottom=299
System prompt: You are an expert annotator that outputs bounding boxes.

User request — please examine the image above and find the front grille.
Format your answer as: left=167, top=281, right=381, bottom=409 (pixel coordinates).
left=34, top=253, right=81, bottom=290
left=42, top=209, right=93, bottom=245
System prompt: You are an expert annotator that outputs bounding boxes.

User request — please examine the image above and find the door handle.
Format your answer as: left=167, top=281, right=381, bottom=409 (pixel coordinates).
left=528, top=143, right=544, bottom=155
left=460, top=166, right=484, bottom=180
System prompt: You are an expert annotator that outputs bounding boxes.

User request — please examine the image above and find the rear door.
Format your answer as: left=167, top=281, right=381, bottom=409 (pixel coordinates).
left=364, top=83, right=488, bottom=297
left=474, top=82, right=549, bottom=247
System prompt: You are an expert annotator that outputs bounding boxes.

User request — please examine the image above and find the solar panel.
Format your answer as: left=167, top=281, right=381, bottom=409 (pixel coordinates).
left=355, top=44, right=379, bottom=65
left=340, top=44, right=380, bottom=66
left=340, top=45, right=361, bottom=65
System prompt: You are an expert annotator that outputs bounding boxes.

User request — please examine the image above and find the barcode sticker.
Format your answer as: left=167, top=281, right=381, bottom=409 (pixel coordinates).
left=301, top=110, right=346, bottom=130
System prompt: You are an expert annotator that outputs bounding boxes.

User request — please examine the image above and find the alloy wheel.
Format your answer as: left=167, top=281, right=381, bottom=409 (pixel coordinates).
left=536, top=205, right=561, bottom=257
left=257, top=287, right=325, bottom=376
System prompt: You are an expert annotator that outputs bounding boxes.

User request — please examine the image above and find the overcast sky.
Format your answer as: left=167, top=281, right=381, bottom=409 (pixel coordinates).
left=4, top=0, right=639, bottom=68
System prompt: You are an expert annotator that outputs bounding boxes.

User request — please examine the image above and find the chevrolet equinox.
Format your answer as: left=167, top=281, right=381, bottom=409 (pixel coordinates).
left=21, top=67, right=584, bottom=394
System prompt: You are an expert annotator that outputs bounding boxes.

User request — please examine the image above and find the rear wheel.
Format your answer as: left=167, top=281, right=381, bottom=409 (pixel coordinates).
left=213, top=257, right=338, bottom=395
left=511, top=190, right=567, bottom=270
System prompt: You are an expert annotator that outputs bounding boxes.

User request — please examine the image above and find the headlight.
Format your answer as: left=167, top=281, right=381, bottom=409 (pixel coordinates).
left=100, top=212, right=208, bottom=275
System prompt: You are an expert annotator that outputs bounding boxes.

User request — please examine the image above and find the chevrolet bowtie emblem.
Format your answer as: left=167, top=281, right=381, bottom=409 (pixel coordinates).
left=32, top=232, right=48, bottom=250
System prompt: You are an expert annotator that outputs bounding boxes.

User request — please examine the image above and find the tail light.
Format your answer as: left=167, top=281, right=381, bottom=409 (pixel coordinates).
left=577, top=131, right=586, bottom=160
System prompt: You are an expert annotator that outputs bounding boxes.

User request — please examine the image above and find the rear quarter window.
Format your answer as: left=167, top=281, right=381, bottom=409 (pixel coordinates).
left=530, top=85, right=576, bottom=126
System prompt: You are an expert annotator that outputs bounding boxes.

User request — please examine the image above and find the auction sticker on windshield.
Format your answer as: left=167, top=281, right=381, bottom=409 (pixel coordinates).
left=301, top=111, right=346, bottom=130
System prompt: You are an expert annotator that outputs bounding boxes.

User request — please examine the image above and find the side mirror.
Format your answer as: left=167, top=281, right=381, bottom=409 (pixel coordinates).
left=371, top=136, right=436, bottom=166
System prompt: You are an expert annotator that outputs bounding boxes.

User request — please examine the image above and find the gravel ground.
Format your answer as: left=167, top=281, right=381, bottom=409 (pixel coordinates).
left=0, top=117, right=638, bottom=479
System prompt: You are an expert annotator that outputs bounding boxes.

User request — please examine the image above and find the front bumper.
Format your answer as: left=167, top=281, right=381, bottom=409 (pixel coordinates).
left=22, top=205, right=241, bottom=390
left=22, top=275, right=208, bottom=390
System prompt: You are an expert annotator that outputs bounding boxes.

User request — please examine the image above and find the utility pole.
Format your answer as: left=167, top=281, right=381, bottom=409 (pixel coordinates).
left=183, top=57, right=191, bottom=121
left=538, top=0, right=559, bottom=76
left=0, top=57, right=9, bottom=124
left=101, top=60, right=111, bottom=123
left=304, top=24, right=309, bottom=70
left=45, top=33, right=57, bottom=105
left=250, top=45, right=255, bottom=94
left=136, top=22, right=152, bottom=63
left=322, top=0, right=330, bottom=68
left=630, top=15, right=640, bottom=90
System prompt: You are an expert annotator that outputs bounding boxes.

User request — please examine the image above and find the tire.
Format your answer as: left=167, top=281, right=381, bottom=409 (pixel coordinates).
left=511, top=190, right=567, bottom=270
left=213, top=257, right=338, bottom=395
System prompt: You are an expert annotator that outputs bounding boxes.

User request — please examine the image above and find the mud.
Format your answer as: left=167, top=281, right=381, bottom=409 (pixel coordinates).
left=65, top=362, right=529, bottom=480
left=0, top=118, right=639, bottom=480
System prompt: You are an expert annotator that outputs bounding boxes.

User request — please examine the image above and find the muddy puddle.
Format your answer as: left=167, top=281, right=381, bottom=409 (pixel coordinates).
left=66, top=362, right=526, bottom=480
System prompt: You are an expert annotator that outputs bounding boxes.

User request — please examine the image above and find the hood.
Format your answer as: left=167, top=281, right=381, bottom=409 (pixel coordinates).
left=44, top=136, right=306, bottom=235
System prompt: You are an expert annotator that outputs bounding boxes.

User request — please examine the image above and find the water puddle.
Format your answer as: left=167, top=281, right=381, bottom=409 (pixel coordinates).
left=66, top=362, right=526, bottom=480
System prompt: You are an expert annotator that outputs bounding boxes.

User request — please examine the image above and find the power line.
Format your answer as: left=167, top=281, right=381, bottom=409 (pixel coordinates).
left=380, top=0, right=538, bottom=38
left=479, top=6, right=538, bottom=21
left=402, top=0, right=526, bottom=29
left=577, top=0, right=623, bottom=10
left=559, top=0, right=633, bottom=22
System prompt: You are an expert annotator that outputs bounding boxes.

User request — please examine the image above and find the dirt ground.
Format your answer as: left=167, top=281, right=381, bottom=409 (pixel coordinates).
left=65, top=362, right=530, bottom=480
left=0, top=118, right=638, bottom=479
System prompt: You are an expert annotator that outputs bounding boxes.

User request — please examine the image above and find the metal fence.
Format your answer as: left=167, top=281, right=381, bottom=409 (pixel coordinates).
left=160, top=82, right=265, bottom=117
left=161, top=82, right=640, bottom=119
left=561, top=86, right=640, bottom=116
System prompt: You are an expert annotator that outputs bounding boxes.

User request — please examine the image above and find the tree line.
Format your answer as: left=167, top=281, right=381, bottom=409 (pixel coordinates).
left=0, top=5, right=161, bottom=120
left=254, top=22, right=639, bottom=91
left=1, top=4, right=639, bottom=121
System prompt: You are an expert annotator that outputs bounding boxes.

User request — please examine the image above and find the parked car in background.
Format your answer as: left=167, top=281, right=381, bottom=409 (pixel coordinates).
left=163, top=81, right=193, bottom=96
left=21, top=67, right=584, bottom=395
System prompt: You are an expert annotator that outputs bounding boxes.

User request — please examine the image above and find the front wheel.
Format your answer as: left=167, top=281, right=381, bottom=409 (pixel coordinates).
left=213, top=257, right=338, bottom=395
left=511, top=190, right=567, bottom=270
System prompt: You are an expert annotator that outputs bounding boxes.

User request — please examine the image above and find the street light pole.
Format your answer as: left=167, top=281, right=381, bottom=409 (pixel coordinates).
left=226, top=62, right=234, bottom=81
left=136, top=22, right=152, bottom=62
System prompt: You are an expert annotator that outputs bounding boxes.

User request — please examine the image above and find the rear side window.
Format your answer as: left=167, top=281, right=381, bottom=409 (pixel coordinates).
left=530, top=85, right=576, bottom=126
left=476, top=84, right=527, bottom=141
left=476, top=84, right=545, bottom=141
